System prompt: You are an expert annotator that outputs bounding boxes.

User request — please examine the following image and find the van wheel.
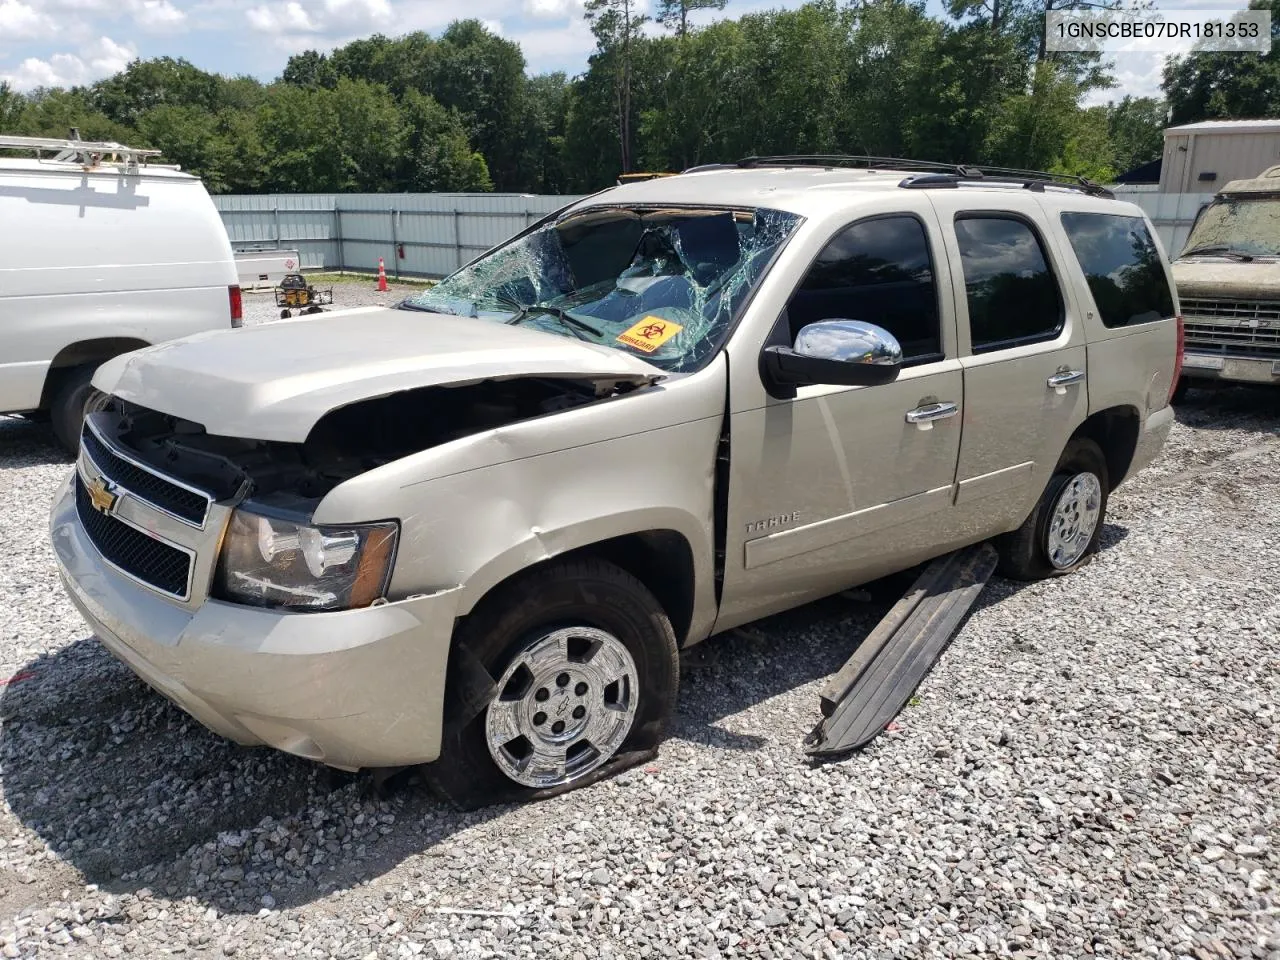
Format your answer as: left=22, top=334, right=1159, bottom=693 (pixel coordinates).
left=423, top=559, right=678, bottom=810
left=996, top=438, right=1109, bottom=581
left=50, top=367, right=104, bottom=454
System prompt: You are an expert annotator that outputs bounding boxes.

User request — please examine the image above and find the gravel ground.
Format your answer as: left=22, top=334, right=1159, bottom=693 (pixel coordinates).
left=241, top=277, right=431, bottom=327
left=0, top=386, right=1277, bottom=960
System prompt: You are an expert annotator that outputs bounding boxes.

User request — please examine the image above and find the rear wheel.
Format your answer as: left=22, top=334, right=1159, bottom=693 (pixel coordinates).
left=49, top=366, right=104, bottom=454
left=996, top=438, right=1109, bottom=581
left=424, top=558, right=678, bottom=809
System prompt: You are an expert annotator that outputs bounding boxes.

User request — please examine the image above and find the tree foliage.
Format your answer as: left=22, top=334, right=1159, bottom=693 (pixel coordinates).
left=1162, top=0, right=1280, bottom=124
left=1, top=2, right=1222, bottom=193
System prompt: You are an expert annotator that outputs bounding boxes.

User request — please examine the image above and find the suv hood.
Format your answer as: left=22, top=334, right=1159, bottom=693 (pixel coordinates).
left=92, top=307, right=663, bottom=442
left=1172, top=258, right=1280, bottom=301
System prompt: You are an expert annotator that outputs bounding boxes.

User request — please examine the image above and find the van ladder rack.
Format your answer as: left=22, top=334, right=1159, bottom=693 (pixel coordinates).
left=682, top=155, right=1112, bottom=198
left=0, top=135, right=165, bottom=172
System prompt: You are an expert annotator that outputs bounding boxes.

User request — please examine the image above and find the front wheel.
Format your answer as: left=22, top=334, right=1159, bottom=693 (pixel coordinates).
left=49, top=366, right=105, bottom=454
left=424, top=558, right=679, bottom=809
left=996, top=438, right=1109, bottom=581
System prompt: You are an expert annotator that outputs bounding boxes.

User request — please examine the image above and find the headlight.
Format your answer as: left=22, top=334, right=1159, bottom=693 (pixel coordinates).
left=213, top=507, right=398, bottom=612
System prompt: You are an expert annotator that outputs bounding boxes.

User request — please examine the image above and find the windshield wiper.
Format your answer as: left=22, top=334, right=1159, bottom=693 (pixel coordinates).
left=1182, top=244, right=1255, bottom=262
left=502, top=301, right=601, bottom=341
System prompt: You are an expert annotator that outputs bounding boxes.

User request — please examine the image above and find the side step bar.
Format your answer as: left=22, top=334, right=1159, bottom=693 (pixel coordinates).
left=805, top=543, right=998, bottom=757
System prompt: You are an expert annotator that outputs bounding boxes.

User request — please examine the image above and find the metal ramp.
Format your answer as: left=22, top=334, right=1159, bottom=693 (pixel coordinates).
left=805, top=543, right=998, bottom=756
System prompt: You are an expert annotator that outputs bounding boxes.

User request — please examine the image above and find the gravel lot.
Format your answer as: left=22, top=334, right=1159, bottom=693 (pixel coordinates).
left=241, top=276, right=430, bottom=326
left=0, top=385, right=1277, bottom=960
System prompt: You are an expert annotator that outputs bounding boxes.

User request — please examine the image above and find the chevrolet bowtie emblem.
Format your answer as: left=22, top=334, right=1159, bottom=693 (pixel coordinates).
left=86, top=476, right=119, bottom=514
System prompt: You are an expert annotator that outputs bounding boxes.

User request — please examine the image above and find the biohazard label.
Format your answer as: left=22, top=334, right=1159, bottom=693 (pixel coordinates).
left=617, top=316, right=683, bottom=353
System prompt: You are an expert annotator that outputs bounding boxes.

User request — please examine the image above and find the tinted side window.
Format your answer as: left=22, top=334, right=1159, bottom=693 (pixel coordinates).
left=1060, top=212, right=1174, bottom=328
left=787, top=215, right=941, bottom=362
left=955, top=216, right=1063, bottom=352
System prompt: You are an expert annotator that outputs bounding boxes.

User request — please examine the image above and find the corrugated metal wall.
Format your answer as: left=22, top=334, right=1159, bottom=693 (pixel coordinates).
left=1160, top=131, right=1280, bottom=194
left=213, top=193, right=583, bottom=278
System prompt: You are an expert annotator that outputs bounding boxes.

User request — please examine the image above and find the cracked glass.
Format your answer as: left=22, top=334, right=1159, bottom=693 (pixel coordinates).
left=400, top=205, right=803, bottom=372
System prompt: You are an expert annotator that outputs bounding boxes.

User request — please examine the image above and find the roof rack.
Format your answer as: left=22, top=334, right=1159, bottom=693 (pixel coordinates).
left=681, top=155, right=1113, bottom=199
left=0, top=134, right=167, bottom=173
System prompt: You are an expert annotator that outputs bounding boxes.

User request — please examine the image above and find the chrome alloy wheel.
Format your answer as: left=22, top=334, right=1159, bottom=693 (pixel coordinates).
left=1046, top=471, right=1102, bottom=569
left=484, top=626, right=639, bottom=789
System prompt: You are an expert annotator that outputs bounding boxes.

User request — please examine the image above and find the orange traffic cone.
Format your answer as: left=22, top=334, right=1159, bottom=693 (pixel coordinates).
left=376, top=258, right=389, bottom=292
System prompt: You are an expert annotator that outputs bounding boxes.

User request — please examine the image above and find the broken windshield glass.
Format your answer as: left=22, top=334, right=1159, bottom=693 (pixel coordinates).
left=1181, top=198, right=1280, bottom=258
left=400, top=204, right=803, bottom=372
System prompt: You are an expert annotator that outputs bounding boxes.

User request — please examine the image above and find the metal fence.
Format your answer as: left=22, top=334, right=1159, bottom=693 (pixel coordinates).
left=213, top=193, right=583, bottom=279
left=215, top=186, right=1211, bottom=280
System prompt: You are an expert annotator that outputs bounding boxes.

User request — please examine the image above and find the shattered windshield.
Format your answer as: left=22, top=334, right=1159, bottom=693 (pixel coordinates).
left=1181, top=198, right=1280, bottom=258
left=400, top=205, right=803, bottom=371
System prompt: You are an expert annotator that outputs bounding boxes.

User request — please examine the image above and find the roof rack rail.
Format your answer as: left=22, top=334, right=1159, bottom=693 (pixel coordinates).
left=681, top=154, right=1113, bottom=198
left=0, top=134, right=167, bottom=172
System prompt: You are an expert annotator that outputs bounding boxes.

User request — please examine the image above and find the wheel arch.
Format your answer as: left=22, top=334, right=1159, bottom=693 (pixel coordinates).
left=39, top=338, right=150, bottom=409
left=459, top=526, right=702, bottom=648
left=1072, top=405, right=1140, bottom=488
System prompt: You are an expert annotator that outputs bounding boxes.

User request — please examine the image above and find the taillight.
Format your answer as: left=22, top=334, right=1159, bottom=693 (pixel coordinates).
left=1168, top=314, right=1184, bottom=404
left=229, top=285, right=243, bottom=328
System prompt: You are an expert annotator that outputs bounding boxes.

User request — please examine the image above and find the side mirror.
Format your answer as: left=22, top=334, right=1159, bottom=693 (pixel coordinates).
left=762, top=320, right=903, bottom=396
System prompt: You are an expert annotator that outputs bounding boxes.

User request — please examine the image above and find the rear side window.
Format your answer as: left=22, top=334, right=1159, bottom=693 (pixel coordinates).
left=786, top=215, right=941, bottom=362
left=1060, top=212, right=1174, bottom=328
left=955, top=216, right=1064, bottom=352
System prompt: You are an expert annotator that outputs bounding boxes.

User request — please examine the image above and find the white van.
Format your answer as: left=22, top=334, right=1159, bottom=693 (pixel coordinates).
left=0, top=136, right=241, bottom=451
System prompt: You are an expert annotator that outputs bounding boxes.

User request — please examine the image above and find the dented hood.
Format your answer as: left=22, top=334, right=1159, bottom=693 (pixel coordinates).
left=92, top=306, right=663, bottom=442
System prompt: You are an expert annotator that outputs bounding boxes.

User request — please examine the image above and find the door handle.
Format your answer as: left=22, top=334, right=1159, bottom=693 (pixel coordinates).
left=1047, top=369, right=1085, bottom=394
left=905, top=401, right=959, bottom=431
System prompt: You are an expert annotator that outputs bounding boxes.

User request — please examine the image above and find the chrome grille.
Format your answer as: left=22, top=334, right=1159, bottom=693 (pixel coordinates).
left=81, top=422, right=211, bottom=527
left=75, top=474, right=193, bottom=599
left=1182, top=298, right=1280, bottom=359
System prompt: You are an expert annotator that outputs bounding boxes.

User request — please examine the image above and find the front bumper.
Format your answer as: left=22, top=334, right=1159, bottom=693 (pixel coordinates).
left=50, top=475, right=461, bottom=770
left=1182, top=352, right=1280, bottom=386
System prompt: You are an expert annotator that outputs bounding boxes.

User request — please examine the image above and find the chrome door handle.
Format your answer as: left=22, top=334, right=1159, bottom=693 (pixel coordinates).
left=1047, top=369, right=1085, bottom=390
left=905, top=401, right=959, bottom=430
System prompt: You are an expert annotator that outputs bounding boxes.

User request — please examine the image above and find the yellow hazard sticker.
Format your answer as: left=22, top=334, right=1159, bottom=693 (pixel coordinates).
left=616, top=316, right=683, bottom=353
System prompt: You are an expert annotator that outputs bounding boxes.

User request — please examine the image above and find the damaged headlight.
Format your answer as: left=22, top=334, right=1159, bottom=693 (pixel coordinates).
left=213, top=507, right=399, bottom=612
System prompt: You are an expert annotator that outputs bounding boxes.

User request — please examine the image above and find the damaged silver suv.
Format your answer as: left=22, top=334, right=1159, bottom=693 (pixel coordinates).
left=51, top=159, right=1181, bottom=807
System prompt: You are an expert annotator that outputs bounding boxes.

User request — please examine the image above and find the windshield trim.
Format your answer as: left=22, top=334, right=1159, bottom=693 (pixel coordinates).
left=400, top=202, right=807, bottom=374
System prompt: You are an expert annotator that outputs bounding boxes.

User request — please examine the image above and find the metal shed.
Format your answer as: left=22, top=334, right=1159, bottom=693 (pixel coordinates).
left=1160, top=119, right=1280, bottom=195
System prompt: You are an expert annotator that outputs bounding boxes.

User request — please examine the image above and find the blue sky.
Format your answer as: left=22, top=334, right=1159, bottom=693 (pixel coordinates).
left=0, top=0, right=1254, bottom=104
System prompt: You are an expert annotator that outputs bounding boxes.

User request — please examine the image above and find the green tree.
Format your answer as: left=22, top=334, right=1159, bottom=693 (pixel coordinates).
left=12, top=88, right=134, bottom=143
left=585, top=0, right=649, bottom=173
left=0, top=82, right=24, bottom=132
left=91, top=57, right=224, bottom=127
left=1105, top=95, right=1166, bottom=173
left=400, top=90, right=492, bottom=191
left=656, top=0, right=727, bottom=38
left=1162, top=0, right=1280, bottom=123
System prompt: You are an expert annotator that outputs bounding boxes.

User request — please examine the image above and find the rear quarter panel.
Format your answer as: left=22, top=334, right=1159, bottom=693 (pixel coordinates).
left=1040, top=196, right=1180, bottom=467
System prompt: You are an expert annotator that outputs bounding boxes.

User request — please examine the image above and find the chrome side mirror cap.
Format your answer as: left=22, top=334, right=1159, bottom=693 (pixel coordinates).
left=761, top=319, right=904, bottom=398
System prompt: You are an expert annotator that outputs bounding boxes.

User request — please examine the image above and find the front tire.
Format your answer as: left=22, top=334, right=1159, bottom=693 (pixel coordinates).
left=996, top=438, right=1109, bottom=581
left=49, top=366, right=104, bottom=454
left=424, top=558, right=679, bottom=809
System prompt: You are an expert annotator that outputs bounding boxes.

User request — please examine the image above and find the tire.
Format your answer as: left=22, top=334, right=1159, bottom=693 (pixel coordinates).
left=280, top=309, right=292, bottom=319
left=1171, top=376, right=1190, bottom=405
left=49, top=366, right=104, bottom=455
left=996, top=438, right=1109, bottom=581
left=423, top=558, right=679, bottom=810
